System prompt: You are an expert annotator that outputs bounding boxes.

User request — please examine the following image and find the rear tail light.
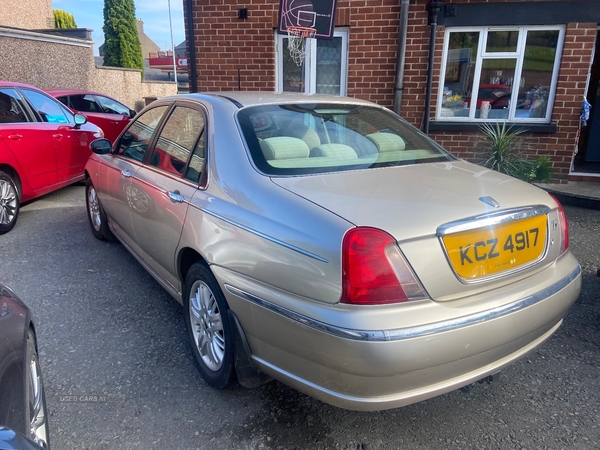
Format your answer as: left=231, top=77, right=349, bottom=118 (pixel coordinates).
left=550, top=195, right=569, bottom=254
left=341, top=227, right=427, bottom=305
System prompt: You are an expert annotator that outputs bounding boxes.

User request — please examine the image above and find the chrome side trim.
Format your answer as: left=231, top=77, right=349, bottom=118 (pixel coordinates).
left=198, top=207, right=330, bottom=263
left=437, top=205, right=551, bottom=236
left=225, top=264, right=580, bottom=342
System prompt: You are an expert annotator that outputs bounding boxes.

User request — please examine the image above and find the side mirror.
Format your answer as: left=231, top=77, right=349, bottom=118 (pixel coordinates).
left=0, top=427, right=45, bottom=450
left=129, top=109, right=137, bottom=118
left=74, top=113, right=88, bottom=129
left=90, top=138, right=113, bottom=155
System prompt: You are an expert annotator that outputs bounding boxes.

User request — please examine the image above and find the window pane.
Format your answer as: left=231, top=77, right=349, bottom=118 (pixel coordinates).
left=21, top=89, right=70, bottom=124
left=117, top=106, right=168, bottom=161
left=282, top=37, right=306, bottom=92
left=516, top=30, right=560, bottom=119
left=150, top=106, right=204, bottom=177
left=474, top=58, right=516, bottom=119
left=0, top=89, right=29, bottom=123
left=441, top=32, right=479, bottom=117
left=96, top=96, right=130, bottom=115
left=486, top=30, right=519, bottom=53
left=238, top=104, right=454, bottom=176
left=316, top=37, right=342, bottom=95
left=68, top=95, right=99, bottom=112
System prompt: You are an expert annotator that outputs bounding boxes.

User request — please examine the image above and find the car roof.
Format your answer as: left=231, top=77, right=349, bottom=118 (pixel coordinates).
left=45, top=89, right=107, bottom=97
left=167, top=91, right=379, bottom=109
left=0, top=80, right=44, bottom=91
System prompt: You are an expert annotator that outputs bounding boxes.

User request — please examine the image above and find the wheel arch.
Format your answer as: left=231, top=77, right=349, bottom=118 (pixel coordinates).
left=0, top=164, right=22, bottom=198
left=178, top=247, right=208, bottom=284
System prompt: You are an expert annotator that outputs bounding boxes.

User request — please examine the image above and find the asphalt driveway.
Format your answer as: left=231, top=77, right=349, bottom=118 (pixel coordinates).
left=1, top=184, right=598, bottom=450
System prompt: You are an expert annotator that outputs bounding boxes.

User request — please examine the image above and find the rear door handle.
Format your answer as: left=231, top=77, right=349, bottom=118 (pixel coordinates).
left=168, top=190, right=185, bottom=203
left=121, top=170, right=132, bottom=178
left=53, top=134, right=63, bottom=140
left=7, top=134, right=23, bottom=141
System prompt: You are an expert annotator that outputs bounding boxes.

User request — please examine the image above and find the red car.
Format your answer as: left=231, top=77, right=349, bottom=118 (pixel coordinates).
left=0, top=81, right=103, bottom=234
left=46, top=89, right=136, bottom=143
left=466, top=84, right=512, bottom=109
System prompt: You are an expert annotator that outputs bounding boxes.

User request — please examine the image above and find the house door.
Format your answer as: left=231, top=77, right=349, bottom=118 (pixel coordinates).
left=578, top=29, right=600, bottom=165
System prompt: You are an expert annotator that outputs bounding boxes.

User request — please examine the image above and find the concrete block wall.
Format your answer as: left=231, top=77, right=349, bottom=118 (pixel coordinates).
left=0, top=0, right=53, bottom=29
left=0, top=27, right=176, bottom=112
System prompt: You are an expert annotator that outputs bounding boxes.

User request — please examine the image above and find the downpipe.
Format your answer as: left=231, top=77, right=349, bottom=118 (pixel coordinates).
left=393, top=0, right=410, bottom=115
left=423, top=0, right=444, bottom=134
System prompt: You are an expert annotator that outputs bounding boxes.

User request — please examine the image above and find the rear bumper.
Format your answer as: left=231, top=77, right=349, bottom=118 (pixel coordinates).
left=221, top=261, right=581, bottom=411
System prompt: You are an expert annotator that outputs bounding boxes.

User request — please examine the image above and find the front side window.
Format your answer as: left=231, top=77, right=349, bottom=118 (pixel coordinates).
left=438, top=27, right=564, bottom=122
left=117, top=105, right=169, bottom=162
left=0, top=88, right=29, bottom=123
left=238, top=103, right=454, bottom=176
left=276, top=29, right=348, bottom=95
left=21, top=89, right=71, bottom=124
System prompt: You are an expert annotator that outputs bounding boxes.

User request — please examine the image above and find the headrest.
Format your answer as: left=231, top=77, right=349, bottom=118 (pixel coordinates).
left=366, top=132, right=406, bottom=153
left=259, top=137, right=310, bottom=160
left=310, top=144, right=357, bottom=160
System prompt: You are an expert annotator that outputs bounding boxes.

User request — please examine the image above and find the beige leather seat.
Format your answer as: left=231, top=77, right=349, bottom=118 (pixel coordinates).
left=272, top=124, right=321, bottom=150
left=366, top=132, right=406, bottom=152
left=310, top=143, right=358, bottom=161
left=366, top=132, right=407, bottom=163
left=259, top=137, right=310, bottom=161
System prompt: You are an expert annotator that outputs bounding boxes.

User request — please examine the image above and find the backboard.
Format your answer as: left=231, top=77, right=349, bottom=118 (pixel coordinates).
left=277, top=0, right=338, bottom=39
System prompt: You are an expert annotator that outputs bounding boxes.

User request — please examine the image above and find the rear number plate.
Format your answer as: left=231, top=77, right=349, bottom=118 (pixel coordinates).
left=442, top=214, right=547, bottom=280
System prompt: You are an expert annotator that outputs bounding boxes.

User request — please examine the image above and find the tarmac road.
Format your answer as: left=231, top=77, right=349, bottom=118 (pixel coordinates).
left=1, top=184, right=599, bottom=450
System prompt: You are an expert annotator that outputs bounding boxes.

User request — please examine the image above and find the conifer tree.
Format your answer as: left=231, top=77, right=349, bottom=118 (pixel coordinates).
left=102, top=0, right=144, bottom=77
left=54, top=10, right=77, bottom=29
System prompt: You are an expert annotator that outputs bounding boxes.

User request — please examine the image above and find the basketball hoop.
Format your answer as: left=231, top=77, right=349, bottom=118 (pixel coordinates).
left=286, top=25, right=316, bottom=66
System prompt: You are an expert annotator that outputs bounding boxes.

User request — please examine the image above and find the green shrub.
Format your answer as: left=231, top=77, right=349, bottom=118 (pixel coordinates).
left=54, top=9, right=77, bottom=29
left=480, top=121, right=552, bottom=183
left=102, top=0, right=144, bottom=78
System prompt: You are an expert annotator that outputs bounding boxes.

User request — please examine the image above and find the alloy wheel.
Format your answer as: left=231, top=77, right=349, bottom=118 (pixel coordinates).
left=87, top=184, right=101, bottom=232
left=189, top=280, right=226, bottom=372
left=0, top=178, right=17, bottom=226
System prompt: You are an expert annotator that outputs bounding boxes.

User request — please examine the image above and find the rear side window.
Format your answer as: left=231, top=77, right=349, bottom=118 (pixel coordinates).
left=63, top=95, right=100, bottom=113
left=148, top=105, right=206, bottom=180
left=238, top=103, right=455, bottom=176
left=96, top=95, right=131, bottom=116
left=117, top=106, right=168, bottom=162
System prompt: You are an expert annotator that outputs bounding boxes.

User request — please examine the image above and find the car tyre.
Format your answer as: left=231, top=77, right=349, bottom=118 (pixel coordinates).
left=0, top=170, right=20, bottom=235
left=26, top=329, right=50, bottom=449
left=184, top=263, right=235, bottom=389
left=85, top=178, right=115, bottom=241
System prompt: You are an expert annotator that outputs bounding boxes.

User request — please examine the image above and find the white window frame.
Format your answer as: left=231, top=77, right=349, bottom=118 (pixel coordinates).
left=275, top=28, right=349, bottom=95
left=437, top=26, right=565, bottom=123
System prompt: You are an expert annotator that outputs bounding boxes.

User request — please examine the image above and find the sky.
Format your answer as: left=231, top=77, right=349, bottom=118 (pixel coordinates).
left=52, top=0, right=185, bottom=56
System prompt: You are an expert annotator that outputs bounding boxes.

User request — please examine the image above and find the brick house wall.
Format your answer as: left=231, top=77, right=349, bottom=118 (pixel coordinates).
left=422, top=1, right=597, bottom=183
left=186, top=0, right=598, bottom=182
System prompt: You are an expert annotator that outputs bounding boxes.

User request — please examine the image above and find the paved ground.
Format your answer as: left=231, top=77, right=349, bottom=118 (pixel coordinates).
left=1, top=185, right=599, bottom=450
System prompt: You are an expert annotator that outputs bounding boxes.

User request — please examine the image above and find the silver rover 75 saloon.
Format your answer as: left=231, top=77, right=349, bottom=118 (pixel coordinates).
left=84, top=92, right=581, bottom=411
